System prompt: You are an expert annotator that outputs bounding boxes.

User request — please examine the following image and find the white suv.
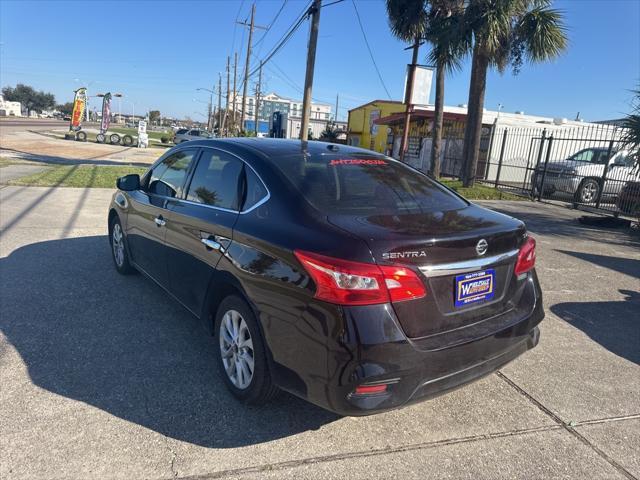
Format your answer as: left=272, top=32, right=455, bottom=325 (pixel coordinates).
left=533, top=147, right=638, bottom=203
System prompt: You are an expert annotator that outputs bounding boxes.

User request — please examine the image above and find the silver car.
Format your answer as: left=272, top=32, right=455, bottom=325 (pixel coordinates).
left=173, top=128, right=212, bottom=144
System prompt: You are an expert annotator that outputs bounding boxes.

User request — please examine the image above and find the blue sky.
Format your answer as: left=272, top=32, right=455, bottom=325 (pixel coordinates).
left=1, top=0, right=638, bottom=122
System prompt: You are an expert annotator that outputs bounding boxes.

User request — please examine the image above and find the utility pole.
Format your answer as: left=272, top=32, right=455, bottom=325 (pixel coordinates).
left=218, top=73, right=223, bottom=135
left=237, top=4, right=267, bottom=134
left=232, top=52, right=238, bottom=134
left=300, top=0, right=321, bottom=141
left=224, top=55, right=230, bottom=136
left=335, top=93, right=339, bottom=122
left=399, top=39, right=420, bottom=162
left=254, top=62, right=263, bottom=136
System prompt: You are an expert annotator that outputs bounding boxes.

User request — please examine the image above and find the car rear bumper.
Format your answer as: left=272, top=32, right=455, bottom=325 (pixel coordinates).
left=298, top=272, right=544, bottom=416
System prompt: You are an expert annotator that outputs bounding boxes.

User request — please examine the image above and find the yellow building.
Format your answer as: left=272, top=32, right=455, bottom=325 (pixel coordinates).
left=347, top=100, right=404, bottom=154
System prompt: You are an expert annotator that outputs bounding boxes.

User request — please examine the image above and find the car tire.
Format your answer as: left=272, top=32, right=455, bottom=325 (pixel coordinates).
left=122, top=134, right=134, bottom=146
left=109, top=133, right=121, bottom=145
left=214, top=295, right=278, bottom=405
left=109, top=216, right=136, bottom=275
left=75, top=131, right=87, bottom=142
left=576, top=178, right=600, bottom=204
left=96, top=133, right=105, bottom=143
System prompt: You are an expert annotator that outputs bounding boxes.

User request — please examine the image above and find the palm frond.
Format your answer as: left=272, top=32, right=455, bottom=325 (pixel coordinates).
left=516, top=6, right=568, bottom=64
left=385, top=0, right=429, bottom=42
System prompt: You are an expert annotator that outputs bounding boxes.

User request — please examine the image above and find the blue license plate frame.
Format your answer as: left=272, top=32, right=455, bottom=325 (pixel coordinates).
left=455, top=269, right=495, bottom=307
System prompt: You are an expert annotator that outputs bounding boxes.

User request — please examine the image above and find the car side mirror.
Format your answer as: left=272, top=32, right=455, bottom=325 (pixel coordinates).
left=116, top=174, right=140, bottom=191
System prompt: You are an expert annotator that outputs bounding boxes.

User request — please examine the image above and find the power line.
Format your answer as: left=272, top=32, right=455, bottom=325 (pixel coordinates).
left=254, top=0, right=289, bottom=52
left=350, top=0, right=392, bottom=99
left=247, top=0, right=312, bottom=78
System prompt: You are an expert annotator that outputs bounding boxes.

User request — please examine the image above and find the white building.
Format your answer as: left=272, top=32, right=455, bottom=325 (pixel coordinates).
left=0, top=94, right=22, bottom=116
left=231, top=92, right=333, bottom=122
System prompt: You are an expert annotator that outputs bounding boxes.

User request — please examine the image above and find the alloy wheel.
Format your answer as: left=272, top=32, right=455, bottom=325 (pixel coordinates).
left=219, top=309, right=255, bottom=389
left=112, top=223, right=125, bottom=267
left=581, top=181, right=598, bottom=203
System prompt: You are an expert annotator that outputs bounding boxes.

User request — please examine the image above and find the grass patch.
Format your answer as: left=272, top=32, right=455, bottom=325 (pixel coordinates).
left=0, top=157, right=43, bottom=168
left=440, top=180, right=523, bottom=201
left=8, top=164, right=148, bottom=188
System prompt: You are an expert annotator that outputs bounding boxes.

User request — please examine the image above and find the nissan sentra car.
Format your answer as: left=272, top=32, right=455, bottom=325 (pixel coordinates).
left=108, top=138, right=543, bottom=415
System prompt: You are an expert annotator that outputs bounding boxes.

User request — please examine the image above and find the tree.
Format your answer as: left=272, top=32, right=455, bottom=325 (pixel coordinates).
left=149, top=110, right=161, bottom=124
left=385, top=0, right=428, bottom=161
left=620, top=88, right=640, bottom=169
left=425, top=0, right=467, bottom=178
left=320, top=121, right=340, bottom=141
left=460, top=0, right=567, bottom=186
left=56, top=102, right=74, bottom=116
left=2, top=83, right=55, bottom=115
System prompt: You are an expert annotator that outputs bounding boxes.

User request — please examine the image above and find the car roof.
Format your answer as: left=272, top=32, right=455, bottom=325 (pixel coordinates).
left=182, top=137, right=384, bottom=160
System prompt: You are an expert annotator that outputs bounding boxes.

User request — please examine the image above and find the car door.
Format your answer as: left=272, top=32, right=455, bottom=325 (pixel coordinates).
left=125, top=148, right=198, bottom=287
left=604, top=152, right=636, bottom=195
left=164, top=147, right=244, bottom=314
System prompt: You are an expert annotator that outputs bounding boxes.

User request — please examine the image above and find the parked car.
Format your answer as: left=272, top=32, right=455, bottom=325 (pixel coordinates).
left=532, top=147, right=637, bottom=203
left=108, top=139, right=543, bottom=416
left=173, top=128, right=212, bottom=143
left=616, top=180, right=640, bottom=216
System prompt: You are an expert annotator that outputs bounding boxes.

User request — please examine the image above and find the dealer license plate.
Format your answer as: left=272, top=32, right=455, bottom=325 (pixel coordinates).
left=454, top=269, right=495, bottom=307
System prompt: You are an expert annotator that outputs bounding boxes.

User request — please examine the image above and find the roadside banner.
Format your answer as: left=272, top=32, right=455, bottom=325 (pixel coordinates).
left=100, top=92, right=112, bottom=133
left=70, top=87, right=87, bottom=131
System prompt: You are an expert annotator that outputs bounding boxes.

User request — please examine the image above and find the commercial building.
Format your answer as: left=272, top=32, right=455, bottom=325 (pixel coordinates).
left=232, top=92, right=333, bottom=123
left=371, top=103, right=617, bottom=184
left=0, top=94, right=22, bottom=116
left=346, top=100, right=405, bottom=154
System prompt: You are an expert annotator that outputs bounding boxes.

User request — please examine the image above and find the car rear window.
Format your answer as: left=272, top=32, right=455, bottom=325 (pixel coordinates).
left=271, top=153, right=467, bottom=214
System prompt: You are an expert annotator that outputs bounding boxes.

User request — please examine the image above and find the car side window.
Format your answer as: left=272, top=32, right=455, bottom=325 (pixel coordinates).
left=186, top=149, right=243, bottom=210
left=571, top=149, right=594, bottom=162
left=242, top=167, right=268, bottom=211
left=147, top=149, right=197, bottom=198
left=189, top=130, right=199, bottom=136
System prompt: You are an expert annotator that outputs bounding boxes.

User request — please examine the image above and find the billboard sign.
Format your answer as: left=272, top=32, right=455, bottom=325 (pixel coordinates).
left=403, top=65, right=434, bottom=106
left=70, top=87, right=87, bottom=131
left=100, top=92, right=112, bottom=133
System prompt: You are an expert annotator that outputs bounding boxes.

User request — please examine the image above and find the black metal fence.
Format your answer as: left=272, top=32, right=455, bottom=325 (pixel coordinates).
left=475, top=124, right=639, bottom=218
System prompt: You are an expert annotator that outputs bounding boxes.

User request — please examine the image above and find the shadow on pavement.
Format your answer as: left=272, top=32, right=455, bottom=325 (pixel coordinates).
left=0, top=236, right=338, bottom=448
left=485, top=204, right=640, bottom=249
left=551, top=289, right=640, bottom=365
left=556, top=250, right=640, bottom=280
left=0, top=147, right=153, bottom=167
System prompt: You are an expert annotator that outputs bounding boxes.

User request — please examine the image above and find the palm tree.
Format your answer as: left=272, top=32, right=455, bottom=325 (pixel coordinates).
left=621, top=87, right=640, bottom=168
left=425, top=0, right=467, bottom=178
left=385, top=0, right=428, bottom=162
left=460, top=0, right=568, bottom=187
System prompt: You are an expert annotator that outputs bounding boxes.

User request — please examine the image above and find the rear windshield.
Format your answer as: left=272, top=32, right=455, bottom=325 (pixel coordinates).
left=271, top=153, right=467, bottom=214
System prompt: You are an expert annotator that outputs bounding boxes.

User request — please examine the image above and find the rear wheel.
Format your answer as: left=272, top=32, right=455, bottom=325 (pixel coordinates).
left=109, top=216, right=135, bottom=274
left=214, top=295, right=278, bottom=404
left=576, top=178, right=600, bottom=204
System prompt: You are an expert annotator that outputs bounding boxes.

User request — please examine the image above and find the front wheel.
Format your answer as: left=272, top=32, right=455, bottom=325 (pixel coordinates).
left=576, top=179, right=600, bottom=204
left=214, top=296, right=278, bottom=404
left=109, top=216, right=135, bottom=274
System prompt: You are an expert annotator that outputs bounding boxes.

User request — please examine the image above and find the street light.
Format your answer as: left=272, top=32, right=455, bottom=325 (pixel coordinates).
left=114, top=93, right=123, bottom=123
left=196, top=87, right=215, bottom=131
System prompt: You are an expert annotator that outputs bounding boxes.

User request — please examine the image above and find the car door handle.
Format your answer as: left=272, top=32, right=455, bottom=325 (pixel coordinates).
left=201, top=238, right=221, bottom=250
left=154, top=216, right=166, bottom=227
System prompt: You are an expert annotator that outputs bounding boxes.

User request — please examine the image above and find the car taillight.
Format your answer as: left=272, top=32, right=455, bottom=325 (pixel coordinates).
left=514, top=236, right=536, bottom=276
left=294, top=250, right=426, bottom=306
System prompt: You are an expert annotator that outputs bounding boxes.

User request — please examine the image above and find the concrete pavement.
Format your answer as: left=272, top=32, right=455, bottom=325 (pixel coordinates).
left=0, top=187, right=638, bottom=479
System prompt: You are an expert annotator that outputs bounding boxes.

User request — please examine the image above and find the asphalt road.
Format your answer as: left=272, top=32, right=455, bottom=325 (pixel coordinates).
left=0, top=187, right=638, bottom=479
